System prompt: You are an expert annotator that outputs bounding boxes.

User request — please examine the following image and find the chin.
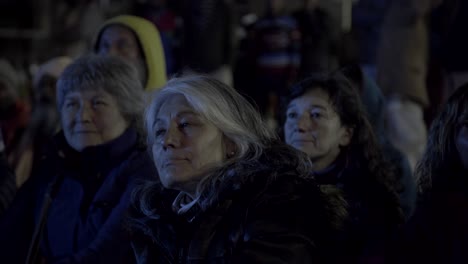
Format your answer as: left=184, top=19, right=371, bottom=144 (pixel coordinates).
left=159, top=170, right=185, bottom=189
left=294, top=145, right=314, bottom=155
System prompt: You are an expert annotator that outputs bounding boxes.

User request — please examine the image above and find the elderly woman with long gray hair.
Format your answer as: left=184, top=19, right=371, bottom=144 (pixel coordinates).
left=0, top=55, right=156, bottom=263
left=127, top=75, right=346, bottom=263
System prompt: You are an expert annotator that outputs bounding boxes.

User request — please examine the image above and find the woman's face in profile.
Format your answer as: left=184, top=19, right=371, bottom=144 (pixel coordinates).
left=456, top=114, right=468, bottom=170
left=284, top=88, right=352, bottom=170
left=61, top=89, right=128, bottom=152
left=152, top=94, right=225, bottom=193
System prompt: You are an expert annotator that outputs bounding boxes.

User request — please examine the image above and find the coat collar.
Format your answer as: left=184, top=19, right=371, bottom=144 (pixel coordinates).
left=52, top=127, right=140, bottom=177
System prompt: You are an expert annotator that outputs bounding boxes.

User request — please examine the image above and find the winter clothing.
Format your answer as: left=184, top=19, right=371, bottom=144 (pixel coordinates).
left=360, top=72, right=417, bottom=219
left=293, top=7, right=340, bottom=76
left=2, top=100, right=31, bottom=179
left=313, top=151, right=402, bottom=263
left=182, top=0, right=236, bottom=73
left=0, top=128, right=156, bottom=263
left=352, top=0, right=389, bottom=66
left=377, top=0, right=432, bottom=107
left=94, top=15, right=167, bottom=91
left=128, top=143, right=345, bottom=263
left=11, top=56, right=73, bottom=188
left=390, top=172, right=468, bottom=264
left=243, top=14, right=301, bottom=115
left=375, top=0, right=440, bottom=173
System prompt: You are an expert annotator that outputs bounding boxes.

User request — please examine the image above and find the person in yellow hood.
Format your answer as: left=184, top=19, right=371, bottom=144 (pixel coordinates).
left=94, top=15, right=167, bottom=91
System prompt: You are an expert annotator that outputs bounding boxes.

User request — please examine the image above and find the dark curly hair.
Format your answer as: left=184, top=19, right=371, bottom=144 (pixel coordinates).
left=416, top=84, right=468, bottom=201
left=281, top=72, right=403, bottom=219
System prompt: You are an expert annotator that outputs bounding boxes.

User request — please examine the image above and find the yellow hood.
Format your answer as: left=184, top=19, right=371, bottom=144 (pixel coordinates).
left=94, top=15, right=167, bottom=91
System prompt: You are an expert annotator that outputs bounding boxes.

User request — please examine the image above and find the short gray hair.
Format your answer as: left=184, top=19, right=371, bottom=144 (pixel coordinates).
left=57, top=54, right=146, bottom=133
left=145, top=75, right=276, bottom=160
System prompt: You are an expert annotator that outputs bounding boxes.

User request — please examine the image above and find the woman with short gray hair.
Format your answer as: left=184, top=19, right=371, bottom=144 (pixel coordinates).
left=0, top=54, right=156, bottom=263
left=128, top=75, right=345, bottom=263
left=57, top=54, right=146, bottom=134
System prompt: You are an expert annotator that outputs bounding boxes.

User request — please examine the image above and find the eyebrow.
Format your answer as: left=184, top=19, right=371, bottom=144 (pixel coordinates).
left=154, top=110, right=199, bottom=124
left=64, top=94, right=78, bottom=101
left=287, top=103, right=328, bottom=111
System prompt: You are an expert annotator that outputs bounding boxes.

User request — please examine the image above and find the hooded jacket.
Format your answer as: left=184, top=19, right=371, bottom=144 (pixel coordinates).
left=93, top=15, right=167, bottom=91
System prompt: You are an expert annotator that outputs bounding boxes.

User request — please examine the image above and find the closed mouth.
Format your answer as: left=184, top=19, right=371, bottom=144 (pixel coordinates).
left=164, top=158, right=188, bottom=167
left=292, top=139, right=315, bottom=143
left=74, top=131, right=97, bottom=134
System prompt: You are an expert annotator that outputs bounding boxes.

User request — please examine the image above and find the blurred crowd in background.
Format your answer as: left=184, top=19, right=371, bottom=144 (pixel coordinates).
left=0, top=0, right=467, bottom=263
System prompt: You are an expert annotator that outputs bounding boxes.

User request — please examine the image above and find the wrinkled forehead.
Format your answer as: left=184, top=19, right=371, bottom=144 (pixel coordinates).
left=64, top=88, right=110, bottom=99
left=155, top=94, right=199, bottom=119
left=58, top=79, right=112, bottom=106
left=60, top=78, right=105, bottom=95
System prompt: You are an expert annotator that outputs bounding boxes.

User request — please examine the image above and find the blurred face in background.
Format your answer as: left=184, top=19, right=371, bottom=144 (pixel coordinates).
left=61, top=89, right=128, bottom=152
left=284, top=88, right=352, bottom=171
left=97, top=25, right=147, bottom=86
left=152, top=94, right=225, bottom=196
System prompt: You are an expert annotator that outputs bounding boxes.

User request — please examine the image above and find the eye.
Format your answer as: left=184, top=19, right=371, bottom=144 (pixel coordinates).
left=309, top=108, right=325, bottom=119
left=155, top=128, right=166, bottom=137
left=93, top=100, right=107, bottom=107
left=65, top=101, right=78, bottom=109
left=310, top=112, right=322, bottom=119
left=179, top=122, right=190, bottom=129
left=287, top=112, right=297, bottom=119
left=98, top=41, right=109, bottom=54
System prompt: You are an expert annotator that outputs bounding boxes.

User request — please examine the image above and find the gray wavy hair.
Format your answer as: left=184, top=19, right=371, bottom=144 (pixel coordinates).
left=145, top=75, right=275, bottom=156
left=138, top=75, right=277, bottom=215
left=56, top=54, right=146, bottom=134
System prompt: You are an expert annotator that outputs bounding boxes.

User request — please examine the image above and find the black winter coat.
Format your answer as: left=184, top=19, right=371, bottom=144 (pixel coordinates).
left=390, top=173, right=468, bottom=264
left=313, top=153, right=402, bottom=263
left=128, top=145, right=345, bottom=264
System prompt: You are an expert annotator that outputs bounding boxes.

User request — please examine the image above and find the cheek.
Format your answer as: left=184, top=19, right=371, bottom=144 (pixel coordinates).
left=60, top=112, right=73, bottom=131
left=152, top=145, right=162, bottom=168
left=192, top=138, right=224, bottom=168
left=284, top=122, right=295, bottom=140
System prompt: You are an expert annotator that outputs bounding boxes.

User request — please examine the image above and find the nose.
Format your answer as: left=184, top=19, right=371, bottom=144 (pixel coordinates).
left=106, top=44, right=121, bottom=57
left=296, top=113, right=313, bottom=132
left=76, top=104, right=92, bottom=122
left=161, top=124, right=181, bottom=149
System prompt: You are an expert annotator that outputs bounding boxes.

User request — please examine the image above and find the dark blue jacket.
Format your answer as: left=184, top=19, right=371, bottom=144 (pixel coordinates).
left=0, top=128, right=156, bottom=263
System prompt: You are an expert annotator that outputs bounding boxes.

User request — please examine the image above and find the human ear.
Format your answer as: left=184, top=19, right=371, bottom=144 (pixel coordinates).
left=339, top=126, right=354, bottom=147
left=223, top=138, right=237, bottom=158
